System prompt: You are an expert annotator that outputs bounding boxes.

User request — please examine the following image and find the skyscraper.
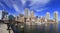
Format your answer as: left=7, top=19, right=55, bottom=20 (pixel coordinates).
left=0, top=10, right=2, bottom=20
left=2, top=10, right=8, bottom=20
left=31, top=10, right=34, bottom=18
left=46, top=12, right=50, bottom=20
left=28, top=10, right=31, bottom=18
left=0, top=10, right=8, bottom=20
left=25, top=8, right=28, bottom=18
left=54, top=11, right=58, bottom=22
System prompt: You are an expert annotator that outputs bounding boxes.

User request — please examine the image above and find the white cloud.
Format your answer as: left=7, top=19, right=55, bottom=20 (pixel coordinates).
left=13, top=4, right=25, bottom=14
left=12, top=0, right=50, bottom=14
left=29, top=0, right=50, bottom=6
left=36, top=8, right=47, bottom=12
left=21, top=0, right=26, bottom=5
left=29, top=0, right=50, bottom=12
left=13, top=4, right=20, bottom=12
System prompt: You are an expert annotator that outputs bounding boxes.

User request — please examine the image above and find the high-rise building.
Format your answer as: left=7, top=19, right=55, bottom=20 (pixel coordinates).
left=0, top=10, right=2, bottom=20
left=31, top=10, right=34, bottom=18
left=0, top=10, right=8, bottom=20
left=46, top=12, right=50, bottom=20
left=2, top=10, right=8, bottom=20
left=30, top=10, right=35, bottom=22
left=28, top=10, right=31, bottom=18
left=25, top=8, right=28, bottom=18
left=54, top=11, right=58, bottom=22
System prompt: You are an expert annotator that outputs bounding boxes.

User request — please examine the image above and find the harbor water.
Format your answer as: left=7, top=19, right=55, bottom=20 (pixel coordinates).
left=24, top=22, right=60, bottom=33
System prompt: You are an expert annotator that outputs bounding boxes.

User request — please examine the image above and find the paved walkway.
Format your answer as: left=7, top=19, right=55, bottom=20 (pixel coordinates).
left=0, top=23, right=13, bottom=33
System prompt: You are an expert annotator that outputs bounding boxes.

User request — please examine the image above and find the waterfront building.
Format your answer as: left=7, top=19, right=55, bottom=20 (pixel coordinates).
left=46, top=12, right=50, bottom=20
left=0, top=10, right=2, bottom=20
left=25, top=8, right=29, bottom=18
left=54, top=11, right=58, bottom=22
left=31, top=10, right=34, bottom=18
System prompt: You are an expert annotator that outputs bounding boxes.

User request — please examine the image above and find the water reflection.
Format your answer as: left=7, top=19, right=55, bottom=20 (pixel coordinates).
left=24, top=22, right=59, bottom=33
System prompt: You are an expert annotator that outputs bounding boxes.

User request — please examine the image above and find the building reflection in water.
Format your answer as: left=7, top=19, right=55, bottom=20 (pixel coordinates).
left=24, top=22, right=58, bottom=33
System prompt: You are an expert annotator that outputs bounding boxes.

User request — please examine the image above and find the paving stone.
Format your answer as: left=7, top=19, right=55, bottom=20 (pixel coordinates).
left=0, top=24, right=13, bottom=33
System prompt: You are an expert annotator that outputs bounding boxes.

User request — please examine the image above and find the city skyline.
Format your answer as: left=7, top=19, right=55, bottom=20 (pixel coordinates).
left=0, top=8, right=59, bottom=21
left=0, top=0, right=60, bottom=20
left=0, top=9, right=59, bottom=22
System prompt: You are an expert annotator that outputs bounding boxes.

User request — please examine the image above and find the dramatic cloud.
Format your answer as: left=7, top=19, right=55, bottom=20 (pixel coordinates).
left=28, top=0, right=50, bottom=12
left=0, top=0, right=50, bottom=15
left=21, top=0, right=26, bottom=5
left=20, top=0, right=50, bottom=6
left=13, top=4, right=20, bottom=12
left=36, top=8, right=47, bottom=12
left=29, top=0, right=50, bottom=6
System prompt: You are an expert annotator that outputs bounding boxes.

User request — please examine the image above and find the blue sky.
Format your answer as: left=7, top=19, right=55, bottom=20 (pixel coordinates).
left=0, top=0, right=60, bottom=20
